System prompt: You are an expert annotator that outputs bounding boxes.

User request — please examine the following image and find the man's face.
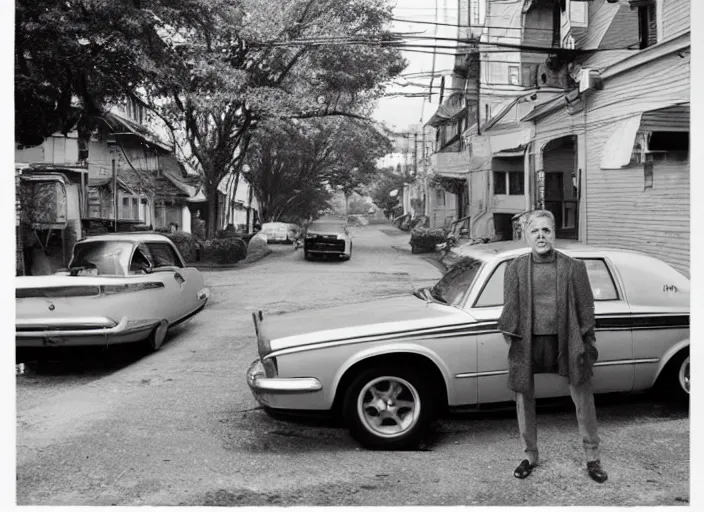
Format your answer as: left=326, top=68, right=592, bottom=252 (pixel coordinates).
left=526, top=216, right=555, bottom=255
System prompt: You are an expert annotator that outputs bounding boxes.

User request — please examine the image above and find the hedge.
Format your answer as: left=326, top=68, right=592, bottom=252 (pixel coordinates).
left=201, top=237, right=248, bottom=264
left=164, top=232, right=200, bottom=264
left=409, top=226, right=447, bottom=254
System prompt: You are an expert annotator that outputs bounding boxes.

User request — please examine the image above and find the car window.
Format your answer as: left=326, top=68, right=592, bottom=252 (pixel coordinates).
left=431, top=257, right=483, bottom=306
left=581, top=259, right=619, bottom=301
left=129, top=245, right=153, bottom=275
left=70, top=241, right=133, bottom=276
left=146, top=242, right=183, bottom=268
left=472, top=257, right=618, bottom=307
left=474, top=260, right=512, bottom=308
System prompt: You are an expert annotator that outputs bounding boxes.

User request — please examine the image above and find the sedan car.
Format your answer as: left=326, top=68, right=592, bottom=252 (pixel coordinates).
left=303, top=220, right=352, bottom=261
left=247, top=241, right=689, bottom=450
left=260, top=222, right=300, bottom=244
left=16, top=233, right=210, bottom=352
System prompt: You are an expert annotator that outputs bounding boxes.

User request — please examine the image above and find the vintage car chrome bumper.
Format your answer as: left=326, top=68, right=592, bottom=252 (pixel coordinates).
left=15, top=317, right=159, bottom=347
left=246, top=359, right=323, bottom=408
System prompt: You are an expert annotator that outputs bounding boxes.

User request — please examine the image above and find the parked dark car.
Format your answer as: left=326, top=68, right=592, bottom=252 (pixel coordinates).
left=303, top=220, right=353, bottom=261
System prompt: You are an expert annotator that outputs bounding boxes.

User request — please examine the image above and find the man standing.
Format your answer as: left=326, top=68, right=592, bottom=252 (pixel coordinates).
left=498, top=210, right=608, bottom=483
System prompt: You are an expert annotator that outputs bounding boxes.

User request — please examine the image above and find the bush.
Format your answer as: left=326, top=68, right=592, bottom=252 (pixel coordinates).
left=164, top=232, right=200, bottom=264
left=410, top=226, right=447, bottom=254
left=245, top=234, right=272, bottom=263
left=201, top=238, right=247, bottom=264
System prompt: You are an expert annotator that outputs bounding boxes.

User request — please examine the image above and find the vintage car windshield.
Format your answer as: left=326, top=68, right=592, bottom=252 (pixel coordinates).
left=69, top=241, right=133, bottom=276
left=430, top=257, right=483, bottom=306
left=308, top=222, right=346, bottom=234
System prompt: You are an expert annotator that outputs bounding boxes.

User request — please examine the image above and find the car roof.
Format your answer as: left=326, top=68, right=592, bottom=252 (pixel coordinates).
left=453, top=239, right=657, bottom=262
left=77, top=233, right=174, bottom=244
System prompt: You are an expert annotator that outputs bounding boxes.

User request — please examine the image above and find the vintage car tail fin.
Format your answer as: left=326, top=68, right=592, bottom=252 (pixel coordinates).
left=252, top=310, right=272, bottom=359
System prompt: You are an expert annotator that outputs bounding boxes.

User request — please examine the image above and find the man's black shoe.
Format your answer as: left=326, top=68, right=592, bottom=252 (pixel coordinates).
left=587, top=460, right=608, bottom=483
left=513, top=459, right=534, bottom=479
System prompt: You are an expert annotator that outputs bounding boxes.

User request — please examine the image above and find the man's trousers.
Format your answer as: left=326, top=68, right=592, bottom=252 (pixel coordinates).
left=515, top=376, right=601, bottom=465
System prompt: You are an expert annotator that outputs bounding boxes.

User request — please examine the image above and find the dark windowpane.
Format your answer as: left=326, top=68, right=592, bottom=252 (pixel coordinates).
left=494, top=172, right=507, bottom=194
left=509, top=172, right=524, bottom=195
left=146, top=243, right=183, bottom=268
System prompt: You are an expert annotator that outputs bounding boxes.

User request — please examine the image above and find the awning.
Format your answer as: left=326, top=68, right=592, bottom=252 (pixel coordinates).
left=426, top=92, right=466, bottom=127
left=600, top=114, right=643, bottom=169
left=104, top=112, right=172, bottom=152
left=600, top=103, right=689, bottom=169
left=493, top=144, right=527, bottom=158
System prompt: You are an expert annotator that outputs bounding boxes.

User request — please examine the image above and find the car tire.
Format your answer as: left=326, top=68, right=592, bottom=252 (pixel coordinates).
left=655, top=348, right=689, bottom=404
left=342, top=365, right=436, bottom=450
left=146, top=320, right=169, bottom=351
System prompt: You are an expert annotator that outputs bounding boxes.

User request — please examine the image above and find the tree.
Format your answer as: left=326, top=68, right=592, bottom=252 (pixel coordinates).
left=140, top=0, right=406, bottom=236
left=369, top=166, right=410, bottom=217
left=15, top=0, right=405, bottom=237
left=15, top=0, right=166, bottom=147
left=243, top=117, right=392, bottom=223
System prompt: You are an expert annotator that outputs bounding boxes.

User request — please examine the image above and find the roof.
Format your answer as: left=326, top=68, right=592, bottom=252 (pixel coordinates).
left=77, top=233, right=174, bottom=244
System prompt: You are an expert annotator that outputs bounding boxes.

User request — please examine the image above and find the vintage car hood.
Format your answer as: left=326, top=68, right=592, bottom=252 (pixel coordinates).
left=262, top=294, right=476, bottom=353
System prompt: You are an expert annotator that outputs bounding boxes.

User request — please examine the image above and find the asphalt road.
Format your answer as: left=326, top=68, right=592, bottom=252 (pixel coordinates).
left=16, top=222, right=690, bottom=506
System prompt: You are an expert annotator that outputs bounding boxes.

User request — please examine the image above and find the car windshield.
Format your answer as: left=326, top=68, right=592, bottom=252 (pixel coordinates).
left=429, top=257, right=483, bottom=306
left=69, top=241, right=133, bottom=276
left=308, top=222, right=346, bottom=234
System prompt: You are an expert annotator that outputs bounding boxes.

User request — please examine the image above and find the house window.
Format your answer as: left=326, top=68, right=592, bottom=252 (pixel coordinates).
left=644, top=162, right=654, bottom=190
left=494, top=172, right=507, bottom=195
left=508, top=65, right=520, bottom=85
left=435, top=188, right=446, bottom=207
left=471, top=0, right=481, bottom=25
left=569, top=0, right=588, bottom=27
left=637, top=1, right=657, bottom=49
left=119, top=195, right=141, bottom=220
left=509, top=172, right=525, bottom=195
left=494, top=172, right=524, bottom=195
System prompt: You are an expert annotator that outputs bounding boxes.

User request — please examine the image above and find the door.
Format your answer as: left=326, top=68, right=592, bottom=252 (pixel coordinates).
left=468, top=256, right=633, bottom=405
left=144, top=242, right=200, bottom=321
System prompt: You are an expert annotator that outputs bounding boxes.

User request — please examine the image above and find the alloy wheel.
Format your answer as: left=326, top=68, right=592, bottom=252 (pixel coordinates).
left=357, top=376, right=421, bottom=438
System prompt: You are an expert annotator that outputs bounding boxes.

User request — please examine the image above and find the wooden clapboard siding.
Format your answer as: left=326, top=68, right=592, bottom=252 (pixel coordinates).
left=662, top=0, right=690, bottom=41
left=585, top=117, right=689, bottom=277
left=588, top=52, right=689, bottom=124
left=599, top=3, right=639, bottom=49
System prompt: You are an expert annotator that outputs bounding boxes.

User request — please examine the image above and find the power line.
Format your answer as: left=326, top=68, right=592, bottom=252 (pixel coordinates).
left=392, top=17, right=556, bottom=32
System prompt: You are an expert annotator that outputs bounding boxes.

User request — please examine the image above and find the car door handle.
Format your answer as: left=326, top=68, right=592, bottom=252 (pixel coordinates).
left=174, top=272, right=185, bottom=288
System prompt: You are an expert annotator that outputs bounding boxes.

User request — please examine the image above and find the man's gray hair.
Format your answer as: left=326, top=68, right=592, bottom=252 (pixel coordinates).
left=525, top=209, right=555, bottom=229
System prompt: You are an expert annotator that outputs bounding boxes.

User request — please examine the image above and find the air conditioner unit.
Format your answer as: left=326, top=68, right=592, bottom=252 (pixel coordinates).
left=578, top=68, right=603, bottom=93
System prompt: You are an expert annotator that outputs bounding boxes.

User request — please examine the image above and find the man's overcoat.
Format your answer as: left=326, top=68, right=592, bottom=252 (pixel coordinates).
left=497, top=250, right=599, bottom=394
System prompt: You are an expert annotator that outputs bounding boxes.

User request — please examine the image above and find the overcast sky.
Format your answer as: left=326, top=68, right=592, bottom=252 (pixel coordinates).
left=373, top=0, right=461, bottom=132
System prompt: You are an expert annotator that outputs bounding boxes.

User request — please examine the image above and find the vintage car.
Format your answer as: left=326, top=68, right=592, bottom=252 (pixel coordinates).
left=16, top=233, right=210, bottom=352
left=247, top=241, right=689, bottom=450
left=303, top=220, right=353, bottom=261
left=260, top=222, right=300, bottom=244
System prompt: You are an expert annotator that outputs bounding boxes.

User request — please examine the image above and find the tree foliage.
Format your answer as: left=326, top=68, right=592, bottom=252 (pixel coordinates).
left=15, top=0, right=406, bottom=237
left=243, top=118, right=392, bottom=223
left=369, top=165, right=410, bottom=216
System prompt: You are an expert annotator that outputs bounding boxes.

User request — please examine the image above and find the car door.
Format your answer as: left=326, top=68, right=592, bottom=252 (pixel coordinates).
left=467, top=255, right=634, bottom=405
left=145, top=242, right=198, bottom=321
left=579, top=257, right=634, bottom=394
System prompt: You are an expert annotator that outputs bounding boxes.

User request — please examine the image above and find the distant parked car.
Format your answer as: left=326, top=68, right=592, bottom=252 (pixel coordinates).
left=303, top=220, right=353, bottom=261
left=260, top=222, right=300, bottom=244
left=16, top=233, right=210, bottom=352
left=247, top=241, right=689, bottom=450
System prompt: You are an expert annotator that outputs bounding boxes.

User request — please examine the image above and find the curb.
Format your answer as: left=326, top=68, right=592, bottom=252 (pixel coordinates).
left=243, top=249, right=273, bottom=265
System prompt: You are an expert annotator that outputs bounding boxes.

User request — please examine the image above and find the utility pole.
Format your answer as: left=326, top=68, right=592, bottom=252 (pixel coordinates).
left=112, top=159, right=118, bottom=232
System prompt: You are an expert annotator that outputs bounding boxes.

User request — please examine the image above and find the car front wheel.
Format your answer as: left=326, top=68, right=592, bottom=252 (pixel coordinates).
left=342, top=365, right=435, bottom=450
left=146, top=320, right=169, bottom=351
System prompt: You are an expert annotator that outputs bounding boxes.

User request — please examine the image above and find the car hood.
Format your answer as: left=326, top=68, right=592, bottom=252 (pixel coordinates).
left=261, top=294, right=475, bottom=353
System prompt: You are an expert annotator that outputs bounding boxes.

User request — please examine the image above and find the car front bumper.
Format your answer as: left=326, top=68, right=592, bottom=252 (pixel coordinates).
left=15, top=317, right=159, bottom=348
left=246, top=359, right=325, bottom=409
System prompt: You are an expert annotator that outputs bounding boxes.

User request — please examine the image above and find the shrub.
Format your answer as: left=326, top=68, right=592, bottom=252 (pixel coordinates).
left=164, top=232, right=200, bottom=264
left=201, top=237, right=247, bottom=264
left=410, top=226, right=447, bottom=254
